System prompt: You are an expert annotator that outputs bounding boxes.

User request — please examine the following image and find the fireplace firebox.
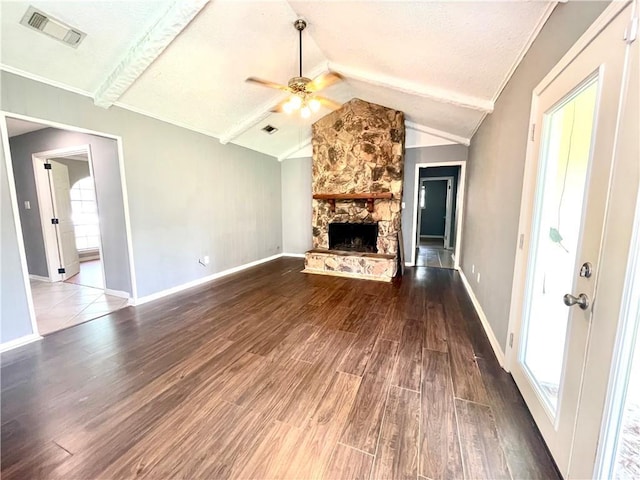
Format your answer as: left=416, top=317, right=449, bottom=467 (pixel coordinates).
left=328, top=222, right=378, bottom=253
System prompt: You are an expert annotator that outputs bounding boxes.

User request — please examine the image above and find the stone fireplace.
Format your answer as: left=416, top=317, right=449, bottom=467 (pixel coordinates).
left=303, top=98, right=405, bottom=282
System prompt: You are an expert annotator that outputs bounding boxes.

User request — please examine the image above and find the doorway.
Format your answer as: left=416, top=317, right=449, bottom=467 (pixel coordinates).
left=506, top=3, right=637, bottom=477
left=412, top=165, right=462, bottom=269
left=4, top=116, right=134, bottom=336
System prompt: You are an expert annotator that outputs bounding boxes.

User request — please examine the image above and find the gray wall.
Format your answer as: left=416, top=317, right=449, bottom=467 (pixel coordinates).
left=281, top=157, right=312, bottom=254
left=1, top=138, right=34, bottom=343
left=460, top=1, right=609, bottom=350
left=9, top=128, right=131, bottom=293
left=1, top=71, right=282, bottom=303
left=280, top=145, right=468, bottom=259
left=401, top=144, right=468, bottom=258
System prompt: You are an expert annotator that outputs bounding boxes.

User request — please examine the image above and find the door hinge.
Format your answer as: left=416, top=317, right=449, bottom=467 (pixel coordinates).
left=519, top=233, right=525, bottom=249
left=624, top=15, right=638, bottom=44
left=44, top=163, right=52, bottom=170
left=509, top=332, right=514, bottom=348
left=57, top=267, right=66, bottom=274
left=530, top=123, right=536, bottom=142
left=51, top=218, right=59, bottom=224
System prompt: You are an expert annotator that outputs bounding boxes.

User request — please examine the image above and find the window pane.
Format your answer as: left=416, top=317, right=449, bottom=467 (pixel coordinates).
left=86, top=236, right=100, bottom=249
left=521, top=79, right=598, bottom=416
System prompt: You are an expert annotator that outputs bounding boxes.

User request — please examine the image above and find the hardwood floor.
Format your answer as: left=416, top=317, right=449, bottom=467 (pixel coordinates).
left=0, top=257, right=560, bottom=480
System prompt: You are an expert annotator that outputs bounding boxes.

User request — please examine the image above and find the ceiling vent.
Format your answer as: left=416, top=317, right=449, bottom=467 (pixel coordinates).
left=262, top=125, right=278, bottom=134
left=20, top=6, right=86, bottom=48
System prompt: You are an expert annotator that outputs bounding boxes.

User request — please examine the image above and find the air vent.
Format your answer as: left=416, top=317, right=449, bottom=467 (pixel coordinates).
left=262, top=125, right=278, bottom=134
left=20, top=6, right=86, bottom=48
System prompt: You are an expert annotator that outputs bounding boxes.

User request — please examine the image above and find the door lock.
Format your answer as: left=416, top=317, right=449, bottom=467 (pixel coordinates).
left=563, top=293, right=590, bottom=310
left=579, top=262, right=593, bottom=278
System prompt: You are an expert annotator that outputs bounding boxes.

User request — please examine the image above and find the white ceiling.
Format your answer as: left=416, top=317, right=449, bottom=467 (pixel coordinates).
left=0, top=0, right=555, bottom=159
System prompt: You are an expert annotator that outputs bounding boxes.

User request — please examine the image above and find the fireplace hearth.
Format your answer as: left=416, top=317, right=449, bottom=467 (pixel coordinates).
left=329, top=222, right=378, bottom=253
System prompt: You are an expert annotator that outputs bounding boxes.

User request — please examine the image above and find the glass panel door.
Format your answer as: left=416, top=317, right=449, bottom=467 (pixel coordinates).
left=520, top=78, right=599, bottom=419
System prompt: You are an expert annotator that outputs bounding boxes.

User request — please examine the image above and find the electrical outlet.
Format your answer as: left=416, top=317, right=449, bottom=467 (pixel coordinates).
left=401, top=202, right=406, bottom=209
left=203, top=255, right=210, bottom=265
left=24, top=201, right=31, bottom=209
left=477, top=272, right=481, bottom=283
left=472, top=264, right=475, bottom=274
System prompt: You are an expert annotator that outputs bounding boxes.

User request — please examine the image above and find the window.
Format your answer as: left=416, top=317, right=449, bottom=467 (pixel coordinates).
left=70, top=177, right=100, bottom=251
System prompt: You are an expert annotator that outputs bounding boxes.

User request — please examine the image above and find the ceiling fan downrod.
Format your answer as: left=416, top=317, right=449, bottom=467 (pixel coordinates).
left=294, top=19, right=306, bottom=78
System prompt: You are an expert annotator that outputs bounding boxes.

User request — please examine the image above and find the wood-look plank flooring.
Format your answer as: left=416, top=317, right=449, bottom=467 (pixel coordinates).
left=0, top=258, right=560, bottom=480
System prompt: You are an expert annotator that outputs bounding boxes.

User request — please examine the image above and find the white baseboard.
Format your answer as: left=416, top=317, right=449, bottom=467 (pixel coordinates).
left=105, top=288, right=130, bottom=299
left=405, top=262, right=415, bottom=267
left=459, top=270, right=506, bottom=369
left=0, top=333, right=42, bottom=352
left=133, top=253, right=284, bottom=306
left=29, top=274, right=50, bottom=282
left=282, top=253, right=305, bottom=258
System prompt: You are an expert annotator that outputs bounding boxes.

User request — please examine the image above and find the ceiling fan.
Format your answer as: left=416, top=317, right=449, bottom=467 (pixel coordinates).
left=246, top=19, right=343, bottom=118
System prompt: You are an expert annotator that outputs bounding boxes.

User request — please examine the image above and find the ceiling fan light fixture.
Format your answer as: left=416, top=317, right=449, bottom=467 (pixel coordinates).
left=301, top=105, right=311, bottom=119
left=283, top=100, right=295, bottom=114
left=309, top=97, right=321, bottom=113
left=289, top=95, right=303, bottom=109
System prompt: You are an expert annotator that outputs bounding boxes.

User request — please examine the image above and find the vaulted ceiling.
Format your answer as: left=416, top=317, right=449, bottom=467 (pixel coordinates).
left=1, top=0, right=555, bottom=159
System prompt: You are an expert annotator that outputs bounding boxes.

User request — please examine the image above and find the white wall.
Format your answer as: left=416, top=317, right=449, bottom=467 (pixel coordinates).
left=460, top=1, right=609, bottom=350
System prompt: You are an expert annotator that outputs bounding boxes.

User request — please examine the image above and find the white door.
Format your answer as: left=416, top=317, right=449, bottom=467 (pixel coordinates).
left=49, top=160, right=80, bottom=280
left=510, top=6, right=630, bottom=476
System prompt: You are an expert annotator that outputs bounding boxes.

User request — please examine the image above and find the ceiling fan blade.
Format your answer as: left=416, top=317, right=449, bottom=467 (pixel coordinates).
left=307, top=71, right=343, bottom=92
left=315, top=95, right=342, bottom=111
left=246, top=77, right=290, bottom=91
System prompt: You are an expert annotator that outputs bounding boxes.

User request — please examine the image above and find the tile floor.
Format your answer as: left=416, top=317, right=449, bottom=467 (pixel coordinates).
left=416, top=238, right=455, bottom=269
left=65, top=259, right=104, bottom=289
left=30, top=280, right=129, bottom=335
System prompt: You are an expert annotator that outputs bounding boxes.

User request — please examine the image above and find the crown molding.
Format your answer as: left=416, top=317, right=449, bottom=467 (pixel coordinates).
left=93, top=0, right=210, bottom=108
left=0, top=64, right=93, bottom=98
left=219, top=61, right=329, bottom=145
left=329, top=62, right=494, bottom=114
left=491, top=2, right=558, bottom=103
left=405, top=121, right=470, bottom=146
left=278, top=137, right=312, bottom=161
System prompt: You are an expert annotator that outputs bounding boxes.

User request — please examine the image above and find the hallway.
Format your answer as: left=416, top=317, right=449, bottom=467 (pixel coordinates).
left=416, top=238, right=455, bottom=269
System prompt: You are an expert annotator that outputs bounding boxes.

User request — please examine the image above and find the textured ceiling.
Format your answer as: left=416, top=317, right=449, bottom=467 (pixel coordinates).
left=0, top=0, right=555, bottom=159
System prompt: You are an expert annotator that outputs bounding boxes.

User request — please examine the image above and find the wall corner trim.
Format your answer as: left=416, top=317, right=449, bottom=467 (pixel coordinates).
left=459, top=269, right=507, bottom=370
left=132, top=253, right=285, bottom=306
left=0, top=333, right=42, bottom=353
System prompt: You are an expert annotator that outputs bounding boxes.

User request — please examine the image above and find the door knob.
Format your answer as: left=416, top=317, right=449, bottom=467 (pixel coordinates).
left=563, top=293, right=590, bottom=310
